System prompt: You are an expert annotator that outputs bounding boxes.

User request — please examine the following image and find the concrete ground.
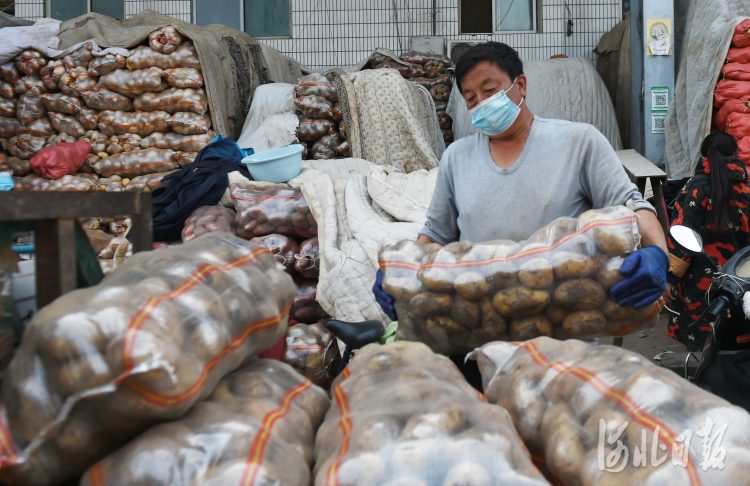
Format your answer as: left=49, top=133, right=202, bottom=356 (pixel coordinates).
left=599, top=311, right=702, bottom=378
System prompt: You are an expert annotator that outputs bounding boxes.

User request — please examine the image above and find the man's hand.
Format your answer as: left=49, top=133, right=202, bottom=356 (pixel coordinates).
left=663, top=282, right=676, bottom=302
left=611, top=245, right=669, bottom=308
left=373, top=269, right=397, bottom=321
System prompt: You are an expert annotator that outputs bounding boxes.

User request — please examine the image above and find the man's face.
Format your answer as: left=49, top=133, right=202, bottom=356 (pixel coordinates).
left=461, top=59, right=526, bottom=110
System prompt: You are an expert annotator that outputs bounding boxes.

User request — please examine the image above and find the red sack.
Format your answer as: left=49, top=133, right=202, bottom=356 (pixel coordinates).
left=733, top=19, right=750, bottom=48
left=714, top=96, right=750, bottom=130
left=737, top=136, right=750, bottom=166
left=29, top=141, right=90, bottom=179
left=726, top=112, right=750, bottom=139
left=728, top=47, right=750, bottom=64
left=714, top=79, right=750, bottom=108
left=723, top=62, right=750, bottom=81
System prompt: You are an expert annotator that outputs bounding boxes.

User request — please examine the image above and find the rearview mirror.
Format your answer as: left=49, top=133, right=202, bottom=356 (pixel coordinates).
left=670, top=225, right=703, bottom=253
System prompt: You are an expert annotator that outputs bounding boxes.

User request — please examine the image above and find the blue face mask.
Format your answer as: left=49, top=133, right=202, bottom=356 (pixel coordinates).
left=469, top=77, right=524, bottom=136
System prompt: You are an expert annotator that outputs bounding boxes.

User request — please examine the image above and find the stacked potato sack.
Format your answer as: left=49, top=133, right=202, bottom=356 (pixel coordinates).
left=714, top=19, right=750, bottom=165
left=294, top=73, right=349, bottom=160
left=370, top=50, right=454, bottom=145
left=229, top=183, right=339, bottom=386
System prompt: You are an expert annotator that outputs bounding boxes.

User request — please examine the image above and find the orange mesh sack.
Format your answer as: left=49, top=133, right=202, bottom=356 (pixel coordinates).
left=284, top=323, right=340, bottom=386
left=133, top=87, right=208, bottom=115
left=96, top=67, right=168, bottom=98
left=81, top=130, right=109, bottom=154
left=45, top=133, right=78, bottom=147
left=176, top=151, right=197, bottom=167
left=59, top=67, right=96, bottom=97
left=0, top=117, right=54, bottom=138
left=138, top=131, right=214, bottom=152
left=14, top=75, right=47, bottom=95
left=79, top=359, right=329, bottom=486
left=75, top=106, right=99, bottom=130
left=0, top=234, right=294, bottom=486
left=39, top=60, right=66, bottom=91
left=124, top=170, right=176, bottom=192
left=87, top=54, right=128, bottom=77
left=7, top=134, right=45, bottom=160
left=0, top=80, right=14, bottom=99
left=171, top=112, right=211, bottom=134
left=182, top=205, right=238, bottom=242
left=12, top=173, right=98, bottom=191
left=106, top=133, right=143, bottom=155
left=1, top=61, right=20, bottom=83
left=379, top=206, right=662, bottom=356
left=91, top=148, right=178, bottom=177
left=126, top=41, right=201, bottom=71
left=232, top=185, right=318, bottom=239
left=148, top=25, right=184, bottom=54
left=9, top=156, right=32, bottom=176
left=163, top=67, right=203, bottom=89
left=81, top=89, right=134, bottom=112
left=0, top=98, right=17, bottom=118
left=296, top=73, right=338, bottom=102
left=49, top=112, right=86, bottom=138
left=15, top=50, right=47, bottom=76
left=475, top=337, right=750, bottom=486
left=97, top=110, right=173, bottom=137
left=42, top=92, right=83, bottom=115
left=16, top=88, right=47, bottom=124
left=61, top=41, right=95, bottom=70
left=314, top=341, right=549, bottom=486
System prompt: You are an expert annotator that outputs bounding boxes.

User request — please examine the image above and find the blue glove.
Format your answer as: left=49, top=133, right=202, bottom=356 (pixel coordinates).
left=610, top=245, right=669, bottom=308
left=373, top=269, right=397, bottom=321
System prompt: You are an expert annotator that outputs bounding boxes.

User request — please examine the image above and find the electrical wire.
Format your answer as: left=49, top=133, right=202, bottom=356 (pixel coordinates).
left=498, top=0, right=519, bottom=29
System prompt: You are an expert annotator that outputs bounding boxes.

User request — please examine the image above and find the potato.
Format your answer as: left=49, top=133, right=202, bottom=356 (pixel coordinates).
left=510, top=314, right=553, bottom=340
left=541, top=403, right=585, bottom=485
left=442, top=463, right=491, bottom=486
left=410, top=292, right=453, bottom=316
left=487, top=262, right=519, bottom=289
left=597, top=256, right=625, bottom=290
left=425, top=315, right=466, bottom=342
left=554, top=279, right=606, bottom=310
left=479, top=297, right=506, bottom=335
left=453, top=271, right=491, bottom=300
left=560, top=310, right=606, bottom=337
left=492, top=286, right=550, bottom=318
left=544, top=303, right=569, bottom=325
left=451, top=295, right=480, bottom=329
left=552, top=251, right=595, bottom=279
left=418, top=268, right=455, bottom=293
left=600, top=300, right=652, bottom=321
left=518, top=258, right=554, bottom=289
left=382, top=277, right=421, bottom=301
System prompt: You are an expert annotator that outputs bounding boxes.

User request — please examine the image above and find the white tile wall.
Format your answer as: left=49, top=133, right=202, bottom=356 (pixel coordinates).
left=262, top=0, right=622, bottom=69
left=124, top=0, right=192, bottom=22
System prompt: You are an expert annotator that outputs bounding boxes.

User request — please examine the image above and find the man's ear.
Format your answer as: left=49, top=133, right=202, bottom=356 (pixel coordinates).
left=517, top=74, right=528, bottom=98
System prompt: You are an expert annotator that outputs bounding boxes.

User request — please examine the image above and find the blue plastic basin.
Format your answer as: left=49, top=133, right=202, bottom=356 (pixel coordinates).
left=241, top=144, right=304, bottom=183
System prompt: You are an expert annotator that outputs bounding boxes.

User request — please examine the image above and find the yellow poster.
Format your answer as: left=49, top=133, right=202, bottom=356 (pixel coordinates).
left=646, top=18, right=672, bottom=56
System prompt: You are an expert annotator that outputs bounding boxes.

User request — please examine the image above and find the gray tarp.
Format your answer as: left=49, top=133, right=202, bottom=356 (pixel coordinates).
left=259, top=42, right=303, bottom=84
left=664, top=0, right=750, bottom=180
left=595, top=14, right=631, bottom=150
left=0, top=12, right=33, bottom=28
left=57, top=10, right=272, bottom=140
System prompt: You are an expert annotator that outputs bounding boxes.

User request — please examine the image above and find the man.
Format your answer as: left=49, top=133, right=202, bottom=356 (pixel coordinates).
left=374, top=42, right=668, bottom=320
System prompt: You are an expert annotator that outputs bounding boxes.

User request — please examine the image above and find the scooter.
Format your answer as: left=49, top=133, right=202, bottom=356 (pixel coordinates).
left=670, top=225, right=750, bottom=413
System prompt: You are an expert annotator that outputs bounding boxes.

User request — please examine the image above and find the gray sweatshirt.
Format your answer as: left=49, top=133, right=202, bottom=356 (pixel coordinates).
left=419, top=117, right=654, bottom=244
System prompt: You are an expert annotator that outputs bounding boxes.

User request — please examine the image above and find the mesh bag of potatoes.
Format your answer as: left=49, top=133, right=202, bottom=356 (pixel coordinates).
left=473, top=337, right=750, bottom=486
left=0, top=117, right=54, bottom=138
left=81, top=89, right=134, bottom=112
left=314, top=341, right=549, bottom=486
left=134, top=87, right=208, bottom=115
left=148, top=25, right=184, bottom=54
left=12, top=174, right=98, bottom=191
left=49, top=112, right=85, bottom=138
left=232, top=185, right=318, bottom=239
left=0, top=97, right=17, bottom=117
left=126, top=41, right=201, bottom=71
left=181, top=205, right=237, bottom=242
left=106, top=133, right=142, bottom=154
left=378, top=206, right=662, bottom=356
left=96, top=67, right=167, bottom=98
left=15, top=50, right=47, bottom=76
left=163, top=67, right=203, bottom=89
left=139, top=131, right=214, bottom=152
left=87, top=54, right=128, bottom=77
left=59, top=67, right=97, bottom=97
left=253, top=234, right=299, bottom=275
left=171, top=111, right=211, bottom=134
left=0, top=233, right=295, bottom=486
left=284, top=323, right=340, bottom=387
left=42, top=92, right=82, bottom=114
left=97, top=110, right=172, bottom=137
left=79, top=359, right=329, bottom=486
left=7, top=134, right=45, bottom=159
left=1, top=80, right=14, bottom=99
left=15, top=75, right=48, bottom=95
left=91, top=148, right=178, bottom=177
left=124, top=170, right=176, bottom=192
left=39, top=60, right=66, bottom=91
left=9, top=156, right=32, bottom=176
left=296, top=73, right=338, bottom=102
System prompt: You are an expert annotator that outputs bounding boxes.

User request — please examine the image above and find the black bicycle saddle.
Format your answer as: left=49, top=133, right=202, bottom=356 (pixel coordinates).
left=325, top=320, right=384, bottom=350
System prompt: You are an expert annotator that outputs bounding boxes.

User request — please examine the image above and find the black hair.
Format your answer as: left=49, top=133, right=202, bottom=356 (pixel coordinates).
left=700, top=131, right=739, bottom=230
left=454, top=42, right=524, bottom=94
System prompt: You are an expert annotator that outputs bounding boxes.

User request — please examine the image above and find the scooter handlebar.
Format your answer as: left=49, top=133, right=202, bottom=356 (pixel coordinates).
left=690, top=295, right=731, bottom=329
